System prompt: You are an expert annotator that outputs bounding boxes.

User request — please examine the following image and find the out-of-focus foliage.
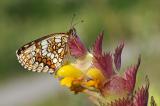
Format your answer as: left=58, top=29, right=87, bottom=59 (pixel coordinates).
left=0, top=0, right=159, bottom=105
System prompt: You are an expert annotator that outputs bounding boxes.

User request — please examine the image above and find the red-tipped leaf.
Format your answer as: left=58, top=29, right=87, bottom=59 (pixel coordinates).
left=93, top=31, right=104, bottom=56
left=124, top=56, right=141, bottom=93
left=93, top=52, right=115, bottom=79
left=133, top=77, right=149, bottom=106
left=101, top=56, right=141, bottom=98
left=114, top=42, right=124, bottom=71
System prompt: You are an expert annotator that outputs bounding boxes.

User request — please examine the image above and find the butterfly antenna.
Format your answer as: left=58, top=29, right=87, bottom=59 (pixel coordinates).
left=73, top=19, right=84, bottom=27
left=70, top=13, right=76, bottom=28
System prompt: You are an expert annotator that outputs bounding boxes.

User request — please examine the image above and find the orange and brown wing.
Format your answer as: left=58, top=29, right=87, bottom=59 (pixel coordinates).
left=16, top=33, right=69, bottom=74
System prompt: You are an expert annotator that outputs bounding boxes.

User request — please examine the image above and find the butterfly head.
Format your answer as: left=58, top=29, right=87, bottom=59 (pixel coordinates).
left=68, top=15, right=83, bottom=37
left=68, top=27, right=77, bottom=37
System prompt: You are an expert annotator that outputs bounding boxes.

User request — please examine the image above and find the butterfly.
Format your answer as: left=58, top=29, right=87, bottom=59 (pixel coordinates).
left=16, top=28, right=77, bottom=74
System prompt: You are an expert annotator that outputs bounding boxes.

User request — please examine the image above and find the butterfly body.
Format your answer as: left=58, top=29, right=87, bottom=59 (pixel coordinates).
left=16, top=28, right=77, bottom=74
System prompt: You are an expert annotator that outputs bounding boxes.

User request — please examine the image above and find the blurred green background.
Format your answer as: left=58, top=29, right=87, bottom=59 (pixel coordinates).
left=0, top=0, right=159, bottom=105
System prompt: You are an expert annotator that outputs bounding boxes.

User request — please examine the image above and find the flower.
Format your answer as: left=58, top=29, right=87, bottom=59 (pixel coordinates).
left=114, top=42, right=124, bottom=71
left=54, top=30, right=156, bottom=106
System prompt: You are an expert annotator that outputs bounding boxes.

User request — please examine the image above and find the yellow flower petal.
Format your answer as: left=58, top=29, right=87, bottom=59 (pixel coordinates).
left=60, top=77, right=74, bottom=87
left=86, top=68, right=105, bottom=81
left=84, top=80, right=99, bottom=88
left=56, top=64, right=83, bottom=78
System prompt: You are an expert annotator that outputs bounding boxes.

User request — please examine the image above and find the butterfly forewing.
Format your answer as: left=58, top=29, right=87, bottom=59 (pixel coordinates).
left=16, top=33, right=69, bottom=74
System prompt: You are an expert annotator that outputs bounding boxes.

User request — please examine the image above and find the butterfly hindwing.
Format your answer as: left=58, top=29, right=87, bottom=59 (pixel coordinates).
left=16, top=33, right=69, bottom=74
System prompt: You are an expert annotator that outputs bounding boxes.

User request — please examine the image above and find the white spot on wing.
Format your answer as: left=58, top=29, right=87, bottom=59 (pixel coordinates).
left=47, top=52, right=51, bottom=57
left=53, top=58, right=57, bottom=63
left=55, top=36, right=62, bottom=39
left=42, top=66, right=49, bottom=72
left=32, top=62, right=39, bottom=71
left=42, top=49, right=46, bottom=53
left=56, top=62, right=61, bottom=67
left=42, top=51, right=47, bottom=56
left=37, top=63, right=44, bottom=72
left=41, top=40, right=48, bottom=46
left=58, top=48, right=63, bottom=53
left=28, top=66, right=32, bottom=70
left=42, top=45, right=48, bottom=49
left=55, top=38, right=61, bottom=43
left=24, top=65, right=28, bottom=69
left=51, top=54, right=54, bottom=59
left=57, top=43, right=61, bottom=47
left=58, top=58, right=62, bottom=62
left=31, top=51, right=35, bottom=56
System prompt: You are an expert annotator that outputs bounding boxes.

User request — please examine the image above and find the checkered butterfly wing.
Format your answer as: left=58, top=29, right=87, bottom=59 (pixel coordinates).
left=16, top=33, right=69, bottom=74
